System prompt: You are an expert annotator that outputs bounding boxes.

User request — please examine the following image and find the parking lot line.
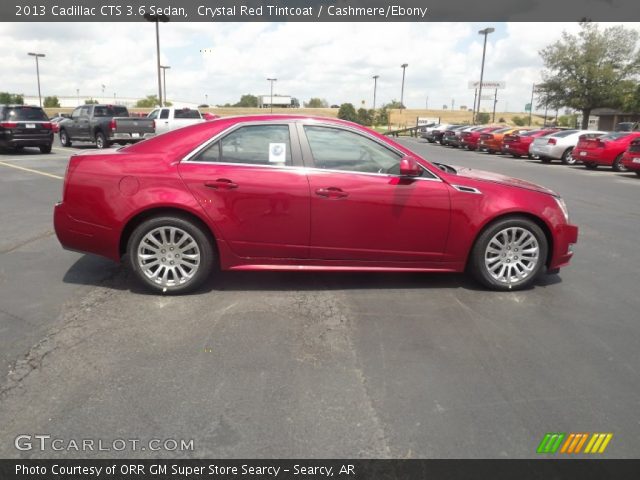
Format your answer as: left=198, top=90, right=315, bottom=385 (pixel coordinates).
left=0, top=161, right=63, bottom=180
left=53, top=147, right=78, bottom=153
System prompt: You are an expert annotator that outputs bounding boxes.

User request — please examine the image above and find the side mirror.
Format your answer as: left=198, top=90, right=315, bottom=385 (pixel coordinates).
left=399, top=156, right=422, bottom=177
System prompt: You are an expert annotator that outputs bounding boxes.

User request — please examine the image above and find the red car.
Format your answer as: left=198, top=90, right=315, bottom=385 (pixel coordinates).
left=54, top=115, right=578, bottom=294
left=502, top=128, right=562, bottom=158
left=620, top=138, right=640, bottom=176
left=573, top=131, right=640, bottom=171
left=461, top=126, right=503, bottom=151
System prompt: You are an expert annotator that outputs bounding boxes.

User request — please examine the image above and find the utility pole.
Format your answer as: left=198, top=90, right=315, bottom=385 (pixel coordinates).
left=472, top=88, right=478, bottom=123
left=400, top=63, right=408, bottom=109
left=372, top=75, right=379, bottom=110
left=144, top=13, right=170, bottom=107
left=267, top=78, right=277, bottom=113
left=475, top=27, right=495, bottom=123
left=160, top=65, right=171, bottom=106
left=492, top=88, right=498, bottom=123
left=27, top=52, right=45, bottom=107
left=529, top=83, right=535, bottom=126
left=451, top=98, right=455, bottom=111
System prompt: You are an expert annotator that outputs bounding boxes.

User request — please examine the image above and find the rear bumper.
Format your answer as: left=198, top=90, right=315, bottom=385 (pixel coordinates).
left=54, top=202, right=120, bottom=262
left=573, top=148, right=610, bottom=165
left=0, top=134, right=53, bottom=148
left=549, top=223, right=579, bottom=270
left=502, top=144, right=528, bottom=156
left=622, top=153, right=640, bottom=171
left=110, top=132, right=155, bottom=142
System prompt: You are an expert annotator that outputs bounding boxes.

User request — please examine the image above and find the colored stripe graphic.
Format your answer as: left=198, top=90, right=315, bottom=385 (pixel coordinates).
left=537, top=433, right=565, bottom=453
left=540, top=433, right=613, bottom=454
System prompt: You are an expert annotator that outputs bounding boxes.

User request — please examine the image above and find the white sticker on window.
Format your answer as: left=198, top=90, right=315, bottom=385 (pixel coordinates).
left=269, top=143, right=286, bottom=163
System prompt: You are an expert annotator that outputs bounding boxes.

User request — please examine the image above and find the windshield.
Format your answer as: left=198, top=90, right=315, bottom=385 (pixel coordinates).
left=3, top=106, right=48, bottom=121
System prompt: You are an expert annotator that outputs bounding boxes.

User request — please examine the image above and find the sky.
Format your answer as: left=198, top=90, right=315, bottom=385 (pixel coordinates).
left=2, top=21, right=639, bottom=113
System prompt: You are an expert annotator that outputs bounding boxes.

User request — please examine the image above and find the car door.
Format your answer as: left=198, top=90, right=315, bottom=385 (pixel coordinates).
left=178, top=122, right=310, bottom=259
left=77, top=106, right=92, bottom=139
left=156, top=108, right=171, bottom=134
left=300, top=124, right=451, bottom=262
left=66, top=107, right=82, bottom=138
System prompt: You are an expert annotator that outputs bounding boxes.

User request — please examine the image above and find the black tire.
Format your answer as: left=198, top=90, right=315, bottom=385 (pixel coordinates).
left=59, top=129, right=72, bottom=147
left=561, top=148, right=576, bottom=165
left=469, top=216, right=548, bottom=291
left=540, top=157, right=552, bottom=163
left=612, top=154, right=627, bottom=172
left=488, top=149, right=495, bottom=154
left=427, top=139, right=435, bottom=143
left=584, top=162, right=598, bottom=170
left=635, top=171, right=640, bottom=177
left=39, top=144, right=52, bottom=154
left=512, top=154, right=522, bottom=159
left=126, top=215, right=214, bottom=294
left=95, top=131, right=110, bottom=149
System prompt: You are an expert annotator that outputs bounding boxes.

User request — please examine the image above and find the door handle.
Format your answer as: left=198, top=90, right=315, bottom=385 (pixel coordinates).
left=315, top=187, right=348, bottom=199
left=204, top=178, right=238, bottom=190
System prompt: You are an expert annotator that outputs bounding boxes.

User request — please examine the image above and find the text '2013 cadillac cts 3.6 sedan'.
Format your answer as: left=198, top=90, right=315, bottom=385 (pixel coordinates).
left=54, top=115, right=578, bottom=294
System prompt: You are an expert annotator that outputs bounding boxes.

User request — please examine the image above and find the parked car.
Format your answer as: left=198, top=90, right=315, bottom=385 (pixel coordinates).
left=440, top=125, right=467, bottom=147
left=49, top=116, right=67, bottom=134
left=460, top=126, right=503, bottom=151
left=573, top=131, right=640, bottom=171
left=203, top=112, right=220, bottom=121
left=620, top=138, right=640, bottom=176
left=479, top=127, right=530, bottom=154
left=615, top=122, right=639, bottom=132
left=0, top=105, right=53, bottom=153
left=54, top=115, right=578, bottom=294
left=58, top=104, right=155, bottom=149
left=529, top=129, right=606, bottom=164
left=501, top=128, right=562, bottom=158
left=147, top=107, right=204, bottom=135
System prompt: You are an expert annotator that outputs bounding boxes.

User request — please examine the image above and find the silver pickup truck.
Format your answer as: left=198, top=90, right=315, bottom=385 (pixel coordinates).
left=58, top=104, right=155, bottom=149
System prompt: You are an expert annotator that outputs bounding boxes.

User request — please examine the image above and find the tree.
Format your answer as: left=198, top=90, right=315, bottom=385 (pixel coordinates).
left=304, top=98, right=329, bottom=108
left=43, top=96, right=60, bottom=108
left=538, top=22, right=640, bottom=129
left=85, top=98, right=98, bottom=104
left=0, top=92, right=24, bottom=104
left=375, top=108, right=389, bottom=126
left=384, top=99, right=405, bottom=109
left=622, top=81, right=640, bottom=112
left=135, top=95, right=160, bottom=108
left=234, top=94, right=258, bottom=108
left=511, top=116, right=526, bottom=126
left=476, top=112, right=490, bottom=124
left=337, top=103, right=358, bottom=122
left=356, top=108, right=374, bottom=126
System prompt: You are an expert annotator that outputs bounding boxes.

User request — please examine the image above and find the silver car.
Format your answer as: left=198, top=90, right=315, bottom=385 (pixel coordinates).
left=529, top=129, right=607, bottom=164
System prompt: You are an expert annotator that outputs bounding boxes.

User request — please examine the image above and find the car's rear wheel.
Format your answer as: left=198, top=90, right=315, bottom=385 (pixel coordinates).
left=635, top=171, right=640, bottom=177
left=95, top=131, right=109, bottom=149
left=612, top=154, right=627, bottom=172
left=59, top=129, right=72, bottom=147
left=561, top=148, right=576, bottom=165
left=470, top=217, right=548, bottom=291
left=584, top=162, right=598, bottom=170
left=39, top=144, right=52, bottom=154
left=127, top=216, right=214, bottom=294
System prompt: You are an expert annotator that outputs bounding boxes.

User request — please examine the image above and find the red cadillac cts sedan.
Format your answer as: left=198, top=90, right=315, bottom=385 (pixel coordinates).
left=54, top=115, right=578, bottom=294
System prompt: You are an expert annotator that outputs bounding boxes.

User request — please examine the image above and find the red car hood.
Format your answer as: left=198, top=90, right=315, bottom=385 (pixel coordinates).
left=451, top=166, right=557, bottom=196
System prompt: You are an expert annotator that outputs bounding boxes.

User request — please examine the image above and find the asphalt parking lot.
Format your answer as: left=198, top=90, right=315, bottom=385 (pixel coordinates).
left=0, top=136, right=639, bottom=458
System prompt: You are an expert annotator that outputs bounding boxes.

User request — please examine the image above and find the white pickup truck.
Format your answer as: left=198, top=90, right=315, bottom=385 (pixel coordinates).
left=147, top=107, right=204, bottom=135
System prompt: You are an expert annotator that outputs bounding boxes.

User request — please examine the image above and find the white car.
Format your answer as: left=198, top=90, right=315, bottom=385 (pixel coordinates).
left=529, top=129, right=607, bottom=164
left=147, top=107, right=204, bottom=135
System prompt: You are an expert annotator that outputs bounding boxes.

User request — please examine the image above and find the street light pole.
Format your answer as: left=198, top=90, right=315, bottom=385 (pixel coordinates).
left=400, top=64, right=408, bottom=109
left=267, top=78, right=277, bottom=113
left=372, top=75, right=379, bottom=110
left=476, top=27, right=495, bottom=123
left=76, top=88, right=80, bottom=106
left=160, top=65, right=171, bottom=106
left=27, top=52, right=45, bottom=107
left=529, top=83, right=535, bottom=126
left=144, top=13, right=170, bottom=107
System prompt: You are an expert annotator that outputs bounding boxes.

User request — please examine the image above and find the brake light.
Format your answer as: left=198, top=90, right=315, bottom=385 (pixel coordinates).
left=42, top=122, right=52, bottom=129
left=0, top=122, right=18, bottom=128
left=547, top=138, right=557, bottom=145
left=109, top=119, right=116, bottom=131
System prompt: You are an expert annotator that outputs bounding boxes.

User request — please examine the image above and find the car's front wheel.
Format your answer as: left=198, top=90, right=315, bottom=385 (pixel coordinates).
left=470, top=217, right=548, bottom=291
left=127, top=216, right=215, bottom=294
left=59, top=129, right=72, bottom=147
left=39, top=144, right=52, bottom=154
left=612, top=154, right=627, bottom=172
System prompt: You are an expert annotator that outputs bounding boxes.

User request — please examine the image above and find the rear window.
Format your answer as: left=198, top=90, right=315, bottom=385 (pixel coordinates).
left=599, top=132, right=630, bottom=141
left=93, top=106, right=128, bottom=117
left=174, top=109, right=201, bottom=119
left=551, top=130, right=578, bottom=138
left=3, top=106, right=48, bottom=121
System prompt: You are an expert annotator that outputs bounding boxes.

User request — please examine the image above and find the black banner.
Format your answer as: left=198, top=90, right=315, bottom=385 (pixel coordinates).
left=1, top=0, right=640, bottom=22
left=1, top=460, right=640, bottom=480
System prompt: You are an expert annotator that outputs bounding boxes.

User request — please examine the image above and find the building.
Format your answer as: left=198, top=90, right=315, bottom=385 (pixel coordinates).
left=257, top=95, right=293, bottom=108
left=591, top=108, right=640, bottom=131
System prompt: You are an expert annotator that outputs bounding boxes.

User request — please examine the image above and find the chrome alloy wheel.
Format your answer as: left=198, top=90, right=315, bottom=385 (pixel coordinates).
left=484, top=227, right=540, bottom=285
left=137, top=226, right=201, bottom=287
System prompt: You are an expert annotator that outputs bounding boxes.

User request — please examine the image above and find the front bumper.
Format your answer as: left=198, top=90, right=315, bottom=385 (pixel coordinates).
left=549, top=223, right=579, bottom=270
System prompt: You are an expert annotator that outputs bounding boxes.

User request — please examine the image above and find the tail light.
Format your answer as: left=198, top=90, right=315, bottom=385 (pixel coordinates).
left=0, top=122, right=18, bottom=128
left=42, top=122, right=52, bottom=129
left=109, top=119, right=116, bottom=131
left=547, top=138, right=557, bottom=145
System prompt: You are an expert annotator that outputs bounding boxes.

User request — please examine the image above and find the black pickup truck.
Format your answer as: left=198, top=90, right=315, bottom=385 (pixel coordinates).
left=58, top=104, right=155, bottom=149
